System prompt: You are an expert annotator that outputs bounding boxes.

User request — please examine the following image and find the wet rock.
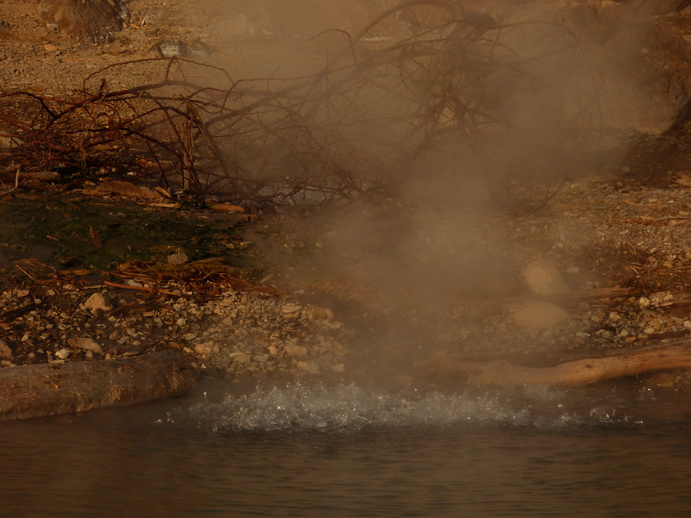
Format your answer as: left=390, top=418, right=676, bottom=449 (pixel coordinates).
left=511, top=301, right=570, bottom=329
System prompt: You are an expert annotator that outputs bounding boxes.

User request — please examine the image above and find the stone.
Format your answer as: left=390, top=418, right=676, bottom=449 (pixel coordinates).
left=511, top=301, right=570, bottom=329
left=194, top=342, right=218, bottom=356
left=521, top=258, right=570, bottom=296
left=284, top=343, right=308, bottom=358
left=67, top=337, right=104, bottom=355
left=55, top=348, right=71, bottom=360
left=0, top=340, right=12, bottom=360
left=281, top=303, right=301, bottom=318
left=296, top=361, right=320, bottom=374
left=167, top=252, right=189, bottom=265
left=230, top=352, right=250, bottom=364
left=82, top=293, right=112, bottom=315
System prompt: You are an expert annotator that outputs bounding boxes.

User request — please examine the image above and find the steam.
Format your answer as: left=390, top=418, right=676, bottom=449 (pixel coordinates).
left=214, top=1, right=684, bottom=373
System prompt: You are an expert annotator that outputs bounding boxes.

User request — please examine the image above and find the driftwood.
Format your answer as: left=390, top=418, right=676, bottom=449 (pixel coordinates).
left=0, top=352, right=196, bottom=420
left=416, top=343, right=691, bottom=387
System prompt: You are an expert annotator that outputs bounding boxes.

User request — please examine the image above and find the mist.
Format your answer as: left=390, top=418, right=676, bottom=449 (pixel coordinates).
left=199, top=0, right=689, bottom=379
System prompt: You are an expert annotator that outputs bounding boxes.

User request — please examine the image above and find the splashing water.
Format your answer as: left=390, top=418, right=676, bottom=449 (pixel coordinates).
left=187, top=381, right=646, bottom=434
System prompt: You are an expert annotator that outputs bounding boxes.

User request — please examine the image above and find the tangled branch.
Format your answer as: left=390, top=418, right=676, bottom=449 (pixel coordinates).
left=0, top=1, right=604, bottom=206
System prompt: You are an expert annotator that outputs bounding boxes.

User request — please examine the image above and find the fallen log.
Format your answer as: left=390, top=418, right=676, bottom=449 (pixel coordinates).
left=416, top=343, right=691, bottom=387
left=0, top=352, right=196, bottom=421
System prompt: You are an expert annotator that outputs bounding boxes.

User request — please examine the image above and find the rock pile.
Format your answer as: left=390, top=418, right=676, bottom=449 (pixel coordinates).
left=0, top=281, right=348, bottom=378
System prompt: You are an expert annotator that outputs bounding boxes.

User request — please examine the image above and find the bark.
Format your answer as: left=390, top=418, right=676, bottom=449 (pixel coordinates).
left=416, top=343, right=691, bottom=387
left=0, top=352, right=196, bottom=421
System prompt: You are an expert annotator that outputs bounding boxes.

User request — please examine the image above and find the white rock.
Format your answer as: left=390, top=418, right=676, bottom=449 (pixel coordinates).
left=67, top=337, right=104, bottom=354
left=521, top=258, right=570, bottom=296
left=82, top=293, right=112, bottom=314
left=511, top=301, right=570, bottom=329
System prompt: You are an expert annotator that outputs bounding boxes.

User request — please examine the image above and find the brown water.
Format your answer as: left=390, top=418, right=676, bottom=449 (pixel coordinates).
left=2, top=381, right=691, bottom=517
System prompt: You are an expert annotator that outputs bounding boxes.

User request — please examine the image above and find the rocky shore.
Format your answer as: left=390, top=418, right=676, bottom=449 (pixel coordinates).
left=0, top=0, right=689, bottom=419
left=1, top=164, right=689, bottom=386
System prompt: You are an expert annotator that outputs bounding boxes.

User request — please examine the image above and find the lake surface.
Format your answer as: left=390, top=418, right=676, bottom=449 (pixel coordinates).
left=2, top=380, right=691, bottom=517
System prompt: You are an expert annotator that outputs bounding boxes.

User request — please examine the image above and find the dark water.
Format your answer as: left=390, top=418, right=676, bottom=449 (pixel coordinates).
left=2, top=381, right=691, bottom=517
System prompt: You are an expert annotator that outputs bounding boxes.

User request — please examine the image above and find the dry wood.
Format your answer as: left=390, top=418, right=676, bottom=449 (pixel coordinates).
left=416, top=343, right=691, bottom=387
left=0, top=352, right=196, bottom=420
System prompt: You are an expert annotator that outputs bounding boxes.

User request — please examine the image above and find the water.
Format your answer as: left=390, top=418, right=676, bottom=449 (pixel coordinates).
left=2, top=381, right=691, bottom=517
